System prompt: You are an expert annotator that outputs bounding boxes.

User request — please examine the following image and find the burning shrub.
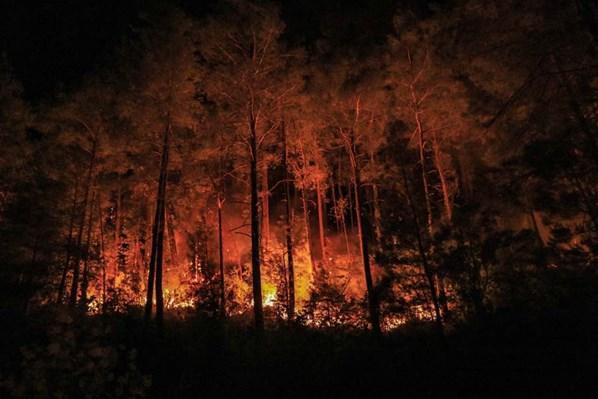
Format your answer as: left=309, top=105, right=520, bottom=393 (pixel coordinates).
left=297, top=270, right=367, bottom=331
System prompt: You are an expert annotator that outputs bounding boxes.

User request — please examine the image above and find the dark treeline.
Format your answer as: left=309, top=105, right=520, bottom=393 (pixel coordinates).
left=1, top=0, right=597, bottom=397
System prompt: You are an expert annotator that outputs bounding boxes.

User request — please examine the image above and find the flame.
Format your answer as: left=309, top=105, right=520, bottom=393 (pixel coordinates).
left=81, top=231, right=455, bottom=331
left=263, top=290, right=276, bottom=307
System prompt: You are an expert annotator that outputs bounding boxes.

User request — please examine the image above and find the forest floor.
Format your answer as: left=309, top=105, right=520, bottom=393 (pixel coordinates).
left=1, top=301, right=597, bottom=398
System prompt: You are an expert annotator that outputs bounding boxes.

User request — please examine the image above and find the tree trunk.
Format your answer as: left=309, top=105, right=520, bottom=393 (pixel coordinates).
left=115, top=177, right=122, bottom=272
left=166, top=201, right=178, bottom=266
left=431, top=131, right=451, bottom=317
left=369, top=152, right=383, bottom=247
left=282, top=120, right=295, bottom=320
left=69, top=137, right=97, bottom=307
left=262, top=161, right=270, bottom=251
left=399, top=161, right=444, bottom=333
left=335, top=164, right=352, bottom=261
left=330, top=174, right=340, bottom=232
left=431, top=131, right=453, bottom=224
left=97, top=196, right=107, bottom=313
left=298, top=139, right=316, bottom=277
left=412, top=86, right=434, bottom=236
left=316, top=178, right=327, bottom=264
left=144, top=122, right=169, bottom=325
left=80, top=191, right=96, bottom=309
left=345, top=114, right=380, bottom=335
left=218, top=194, right=226, bottom=317
left=57, top=178, right=80, bottom=303
left=249, top=111, right=264, bottom=332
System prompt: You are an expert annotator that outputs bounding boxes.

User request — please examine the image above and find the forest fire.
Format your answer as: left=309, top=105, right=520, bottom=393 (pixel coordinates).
left=1, top=0, right=597, bottom=397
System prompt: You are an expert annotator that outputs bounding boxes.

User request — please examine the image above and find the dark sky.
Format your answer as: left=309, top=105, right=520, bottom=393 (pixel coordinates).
left=0, top=0, right=435, bottom=102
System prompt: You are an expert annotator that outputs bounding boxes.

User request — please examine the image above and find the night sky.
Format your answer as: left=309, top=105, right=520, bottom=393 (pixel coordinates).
left=0, top=0, right=437, bottom=102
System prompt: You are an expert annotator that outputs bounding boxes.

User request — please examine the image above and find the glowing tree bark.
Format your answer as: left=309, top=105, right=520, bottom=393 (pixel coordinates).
left=316, top=174, right=327, bottom=264
left=298, top=138, right=317, bottom=274
left=282, top=119, right=295, bottom=320
left=431, top=130, right=452, bottom=317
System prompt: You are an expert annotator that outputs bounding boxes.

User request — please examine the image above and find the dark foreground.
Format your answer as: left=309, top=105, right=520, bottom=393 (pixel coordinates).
left=1, top=301, right=596, bottom=399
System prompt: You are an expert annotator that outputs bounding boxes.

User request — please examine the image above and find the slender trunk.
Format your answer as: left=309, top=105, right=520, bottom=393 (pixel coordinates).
left=299, top=139, right=316, bottom=276
left=431, top=131, right=451, bottom=317
left=115, top=177, right=122, bottom=272
left=249, top=112, right=264, bottom=332
left=282, top=120, right=295, bottom=320
left=371, top=183, right=383, bottom=245
left=144, top=122, right=169, bottom=324
left=399, top=162, right=444, bottom=332
left=57, top=178, right=80, bottom=303
left=155, top=194, right=166, bottom=328
left=316, top=178, right=327, bottom=264
left=346, top=119, right=380, bottom=335
left=262, top=162, right=270, bottom=250
left=144, top=198, right=160, bottom=322
left=330, top=174, right=340, bottom=232
left=529, top=208, right=546, bottom=247
left=155, top=124, right=170, bottom=328
left=347, top=181, right=355, bottom=230
left=436, top=275, right=450, bottom=318
left=431, top=131, right=453, bottom=224
left=218, top=194, right=226, bottom=317
left=336, top=171, right=352, bottom=261
left=69, top=137, right=97, bottom=307
left=166, top=202, right=178, bottom=266
left=369, top=152, right=383, bottom=246
left=97, top=196, right=107, bottom=313
left=80, top=191, right=96, bottom=308
left=412, top=88, right=433, bottom=236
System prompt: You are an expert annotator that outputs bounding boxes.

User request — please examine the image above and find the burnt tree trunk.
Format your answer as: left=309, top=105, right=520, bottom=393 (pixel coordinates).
left=80, top=191, right=96, bottom=308
left=144, top=122, right=169, bottom=326
left=57, top=178, right=80, bottom=303
left=345, top=121, right=380, bottom=335
left=97, top=196, right=107, bottom=313
left=262, top=161, right=270, bottom=251
left=249, top=111, right=264, bottom=332
left=218, top=193, right=226, bottom=317
left=431, top=131, right=451, bottom=318
left=166, top=201, right=178, bottom=266
left=399, top=161, right=444, bottom=333
left=69, top=137, right=97, bottom=307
